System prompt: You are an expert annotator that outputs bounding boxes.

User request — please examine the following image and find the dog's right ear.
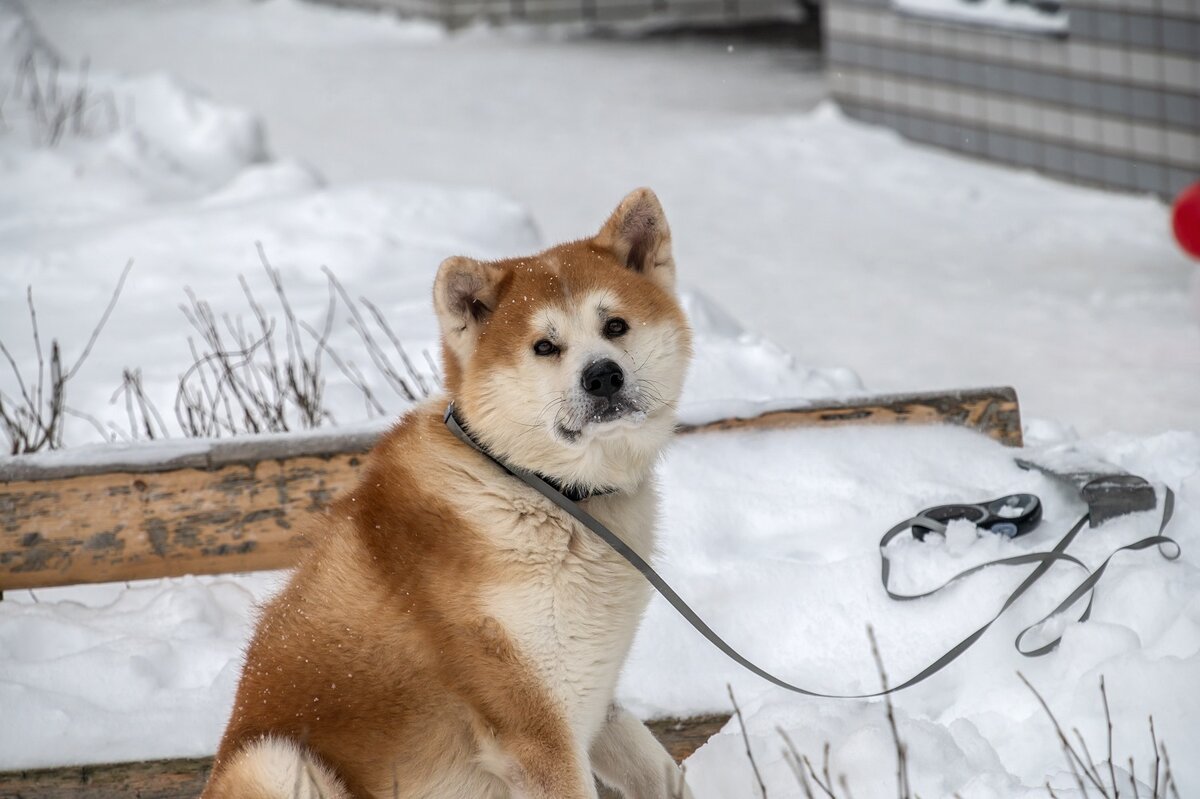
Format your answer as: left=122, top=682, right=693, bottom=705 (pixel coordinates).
left=434, top=256, right=505, bottom=359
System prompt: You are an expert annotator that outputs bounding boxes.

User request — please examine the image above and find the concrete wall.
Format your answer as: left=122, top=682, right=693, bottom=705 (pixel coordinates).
left=826, top=0, right=1200, bottom=197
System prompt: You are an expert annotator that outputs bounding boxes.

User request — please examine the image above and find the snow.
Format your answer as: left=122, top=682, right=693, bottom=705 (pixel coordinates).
left=892, top=0, right=1068, bottom=35
left=24, top=0, right=1198, bottom=436
left=1, top=0, right=1198, bottom=795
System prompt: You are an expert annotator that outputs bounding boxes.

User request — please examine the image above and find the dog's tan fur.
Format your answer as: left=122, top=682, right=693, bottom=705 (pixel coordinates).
left=204, top=189, right=693, bottom=799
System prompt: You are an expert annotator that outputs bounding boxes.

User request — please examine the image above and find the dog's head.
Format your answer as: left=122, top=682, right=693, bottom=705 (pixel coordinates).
left=434, top=188, right=692, bottom=491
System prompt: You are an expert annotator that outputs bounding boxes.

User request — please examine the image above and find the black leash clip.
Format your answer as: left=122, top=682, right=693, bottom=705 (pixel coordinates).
left=911, top=493, right=1042, bottom=541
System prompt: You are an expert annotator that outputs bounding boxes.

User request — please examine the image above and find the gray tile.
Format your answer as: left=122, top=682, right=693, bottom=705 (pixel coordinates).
left=1041, top=72, right=1072, bottom=105
left=1093, top=44, right=1126, bottom=80
left=931, top=54, right=956, bottom=87
left=878, top=46, right=900, bottom=73
left=985, top=130, right=1006, bottom=160
left=1131, top=161, right=1167, bottom=194
left=920, top=51, right=945, bottom=81
left=1100, top=153, right=1132, bottom=188
left=1094, top=10, right=1126, bottom=44
left=908, top=114, right=933, bottom=143
left=1071, top=8, right=1098, bottom=38
left=1065, top=75, right=1099, bottom=110
left=1009, top=66, right=1039, bottom=102
left=1044, top=143, right=1073, bottom=175
left=1013, top=135, right=1042, bottom=169
left=994, top=131, right=1021, bottom=162
left=962, top=127, right=988, bottom=155
left=1161, top=18, right=1193, bottom=55
left=947, top=124, right=971, bottom=152
left=1097, top=82, right=1130, bottom=116
left=862, top=41, right=883, bottom=67
left=857, top=105, right=883, bottom=125
left=827, top=38, right=851, bottom=64
left=957, top=60, right=986, bottom=91
left=1166, top=167, right=1198, bottom=198
left=1072, top=149, right=1106, bottom=183
left=907, top=50, right=933, bottom=80
left=1164, top=93, right=1200, bottom=129
left=1130, top=87, right=1162, bottom=123
left=1127, top=14, right=1157, bottom=48
left=1023, top=71, right=1057, bottom=104
left=928, top=52, right=955, bottom=82
left=827, top=38, right=848, bottom=64
left=854, top=41, right=876, bottom=68
left=929, top=118, right=955, bottom=148
left=984, top=62, right=1014, bottom=94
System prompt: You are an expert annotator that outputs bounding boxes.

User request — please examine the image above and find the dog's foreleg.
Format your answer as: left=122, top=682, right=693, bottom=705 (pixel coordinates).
left=476, top=732, right=598, bottom=799
left=449, top=618, right=598, bottom=799
left=589, top=705, right=693, bottom=799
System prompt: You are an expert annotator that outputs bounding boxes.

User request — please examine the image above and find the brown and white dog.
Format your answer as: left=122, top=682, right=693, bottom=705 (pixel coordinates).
left=203, top=188, right=694, bottom=799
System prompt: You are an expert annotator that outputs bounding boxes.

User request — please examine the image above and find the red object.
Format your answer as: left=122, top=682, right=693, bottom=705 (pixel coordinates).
left=1173, top=180, right=1200, bottom=260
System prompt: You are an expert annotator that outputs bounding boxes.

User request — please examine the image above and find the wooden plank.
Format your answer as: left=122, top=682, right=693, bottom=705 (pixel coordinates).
left=681, top=386, right=1022, bottom=445
left=0, top=756, right=213, bottom=799
left=0, top=715, right=731, bottom=798
left=0, top=453, right=365, bottom=590
left=0, top=387, right=1020, bottom=592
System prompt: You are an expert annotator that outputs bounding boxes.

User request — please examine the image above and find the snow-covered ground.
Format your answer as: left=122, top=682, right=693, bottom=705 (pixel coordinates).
left=1, top=1, right=1198, bottom=796
left=21, top=0, right=1200, bottom=436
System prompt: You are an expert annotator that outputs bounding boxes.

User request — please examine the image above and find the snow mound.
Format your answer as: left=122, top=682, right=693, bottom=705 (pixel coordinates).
left=0, top=12, right=270, bottom=222
left=0, top=5, right=855, bottom=450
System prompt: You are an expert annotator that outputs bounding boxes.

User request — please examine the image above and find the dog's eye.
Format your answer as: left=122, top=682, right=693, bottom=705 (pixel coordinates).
left=604, top=318, right=629, bottom=338
left=533, top=339, right=559, bottom=356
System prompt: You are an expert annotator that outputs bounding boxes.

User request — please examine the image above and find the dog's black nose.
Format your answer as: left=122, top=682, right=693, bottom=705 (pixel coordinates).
left=581, top=359, right=624, bottom=398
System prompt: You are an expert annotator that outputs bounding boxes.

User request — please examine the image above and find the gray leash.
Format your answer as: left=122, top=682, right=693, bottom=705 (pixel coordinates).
left=445, top=405, right=1180, bottom=699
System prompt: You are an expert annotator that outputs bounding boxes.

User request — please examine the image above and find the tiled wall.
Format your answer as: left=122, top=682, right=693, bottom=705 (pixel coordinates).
left=334, top=0, right=799, bottom=28
left=827, top=0, right=1200, bottom=198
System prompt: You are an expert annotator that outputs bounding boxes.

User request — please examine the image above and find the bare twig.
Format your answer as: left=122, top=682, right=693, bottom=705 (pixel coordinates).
left=0, top=262, right=131, bottom=453
left=868, top=626, right=912, bottom=799
left=173, top=248, right=343, bottom=438
left=1149, top=718, right=1160, bottom=799
left=727, top=684, right=768, bottom=799
left=1019, top=672, right=1105, bottom=797
left=1100, top=677, right=1119, bottom=797
left=800, top=751, right=838, bottom=799
left=322, top=265, right=424, bottom=403
left=6, top=49, right=118, bottom=147
left=111, top=367, right=169, bottom=441
left=1160, top=744, right=1179, bottom=799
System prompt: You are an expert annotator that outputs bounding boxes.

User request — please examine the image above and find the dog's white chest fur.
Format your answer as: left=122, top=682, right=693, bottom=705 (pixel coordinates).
left=478, top=484, right=656, bottom=742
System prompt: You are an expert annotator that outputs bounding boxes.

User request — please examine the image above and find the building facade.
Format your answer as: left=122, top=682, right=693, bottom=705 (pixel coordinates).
left=826, top=0, right=1200, bottom=198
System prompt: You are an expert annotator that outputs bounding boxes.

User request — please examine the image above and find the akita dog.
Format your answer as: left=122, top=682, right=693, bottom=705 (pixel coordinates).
left=204, top=188, right=694, bottom=799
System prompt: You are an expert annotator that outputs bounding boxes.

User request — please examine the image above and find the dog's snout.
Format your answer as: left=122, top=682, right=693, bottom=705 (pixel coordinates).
left=581, top=359, right=624, bottom=398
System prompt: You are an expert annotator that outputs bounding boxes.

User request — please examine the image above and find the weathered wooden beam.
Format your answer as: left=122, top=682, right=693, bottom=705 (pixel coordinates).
left=0, top=715, right=731, bottom=798
left=680, top=386, right=1022, bottom=444
left=0, top=387, right=1020, bottom=591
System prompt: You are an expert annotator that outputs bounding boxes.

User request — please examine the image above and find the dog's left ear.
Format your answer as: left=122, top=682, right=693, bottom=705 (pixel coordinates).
left=594, top=188, right=675, bottom=291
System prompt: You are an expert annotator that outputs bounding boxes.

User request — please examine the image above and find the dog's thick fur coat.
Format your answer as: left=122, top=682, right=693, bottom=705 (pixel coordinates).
left=204, top=189, right=693, bottom=798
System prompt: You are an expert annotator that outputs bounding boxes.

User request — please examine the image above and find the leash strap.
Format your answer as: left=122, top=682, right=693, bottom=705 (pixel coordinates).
left=445, top=405, right=1180, bottom=698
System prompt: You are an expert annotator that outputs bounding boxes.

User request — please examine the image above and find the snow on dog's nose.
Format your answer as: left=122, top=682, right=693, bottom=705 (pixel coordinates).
left=581, top=359, right=624, bottom=398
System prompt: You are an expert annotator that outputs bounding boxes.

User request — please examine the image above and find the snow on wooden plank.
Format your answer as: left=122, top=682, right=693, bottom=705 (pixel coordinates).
left=0, top=387, right=1020, bottom=592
